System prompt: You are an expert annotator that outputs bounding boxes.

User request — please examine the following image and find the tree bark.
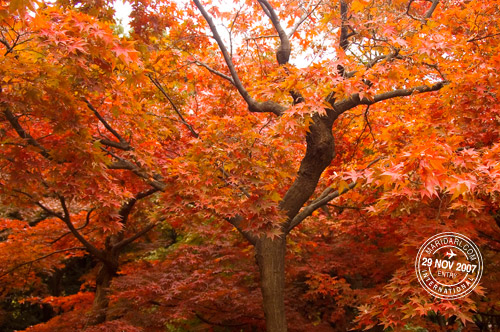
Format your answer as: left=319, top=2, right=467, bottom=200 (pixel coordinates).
left=89, top=262, right=117, bottom=325
left=255, top=235, right=287, bottom=332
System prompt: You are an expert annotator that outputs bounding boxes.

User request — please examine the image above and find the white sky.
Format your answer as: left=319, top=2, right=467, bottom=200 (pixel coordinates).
left=114, top=0, right=132, bottom=32
left=112, top=0, right=322, bottom=67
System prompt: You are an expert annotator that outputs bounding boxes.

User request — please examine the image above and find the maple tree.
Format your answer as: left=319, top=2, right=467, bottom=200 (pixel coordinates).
left=0, top=1, right=176, bottom=327
left=0, top=0, right=500, bottom=331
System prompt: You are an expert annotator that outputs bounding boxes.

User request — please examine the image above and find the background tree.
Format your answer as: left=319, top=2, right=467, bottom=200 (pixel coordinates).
left=0, top=3, right=181, bottom=328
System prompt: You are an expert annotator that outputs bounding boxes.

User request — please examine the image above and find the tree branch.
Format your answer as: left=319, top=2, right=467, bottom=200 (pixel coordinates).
left=288, top=0, right=323, bottom=39
left=406, top=0, right=420, bottom=21
left=4, top=105, right=165, bottom=194
left=192, top=0, right=286, bottom=116
left=56, top=195, right=107, bottom=262
left=118, top=188, right=159, bottom=226
left=467, top=32, right=500, bottom=42
left=326, top=204, right=363, bottom=210
left=191, top=60, right=235, bottom=85
left=99, top=138, right=132, bottom=150
left=280, top=110, right=336, bottom=225
left=219, top=165, right=251, bottom=198
left=287, top=156, right=382, bottom=232
left=12, top=190, right=65, bottom=220
left=256, top=0, right=309, bottom=106
left=329, top=81, right=447, bottom=117
left=147, top=75, right=200, bottom=138
left=192, top=0, right=256, bottom=104
left=107, top=188, right=160, bottom=251
left=366, top=49, right=400, bottom=69
left=424, top=0, right=440, bottom=19
left=0, top=247, right=86, bottom=279
left=2, top=108, right=52, bottom=159
left=28, top=210, right=51, bottom=226
left=288, top=182, right=356, bottom=231
left=103, top=148, right=166, bottom=191
left=339, top=0, right=350, bottom=51
left=227, top=215, right=258, bottom=245
left=364, top=105, right=376, bottom=141
left=113, top=222, right=158, bottom=250
left=83, top=99, right=131, bottom=150
left=257, top=0, right=291, bottom=65
left=0, top=37, right=11, bottom=50
left=12, top=190, right=107, bottom=262
left=244, top=34, right=279, bottom=41
left=406, top=0, right=439, bottom=22
left=50, top=208, right=95, bottom=244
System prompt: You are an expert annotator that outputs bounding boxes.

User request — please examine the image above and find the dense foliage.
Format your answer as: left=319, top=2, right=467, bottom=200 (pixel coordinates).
left=1, top=0, right=499, bottom=331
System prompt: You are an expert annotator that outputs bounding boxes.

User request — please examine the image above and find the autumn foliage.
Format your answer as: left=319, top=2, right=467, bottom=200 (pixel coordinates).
left=0, top=0, right=499, bottom=331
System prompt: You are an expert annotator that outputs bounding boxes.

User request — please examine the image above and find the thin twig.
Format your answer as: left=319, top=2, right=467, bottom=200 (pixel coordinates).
left=0, top=247, right=86, bottom=279
left=50, top=208, right=95, bottom=244
left=364, top=105, right=376, bottom=141
left=219, top=165, right=251, bottom=198
left=468, top=32, right=500, bottom=42
left=193, top=0, right=286, bottom=115
left=147, top=75, right=199, bottom=138
left=192, top=0, right=255, bottom=106
left=191, top=60, right=235, bottom=85
left=288, top=0, right=323, bottom=39
left=83, top=99, right=130, bottom=148
left=244, top=34, right=279, bottom=41
left=228, top=5, right=243, bottom=57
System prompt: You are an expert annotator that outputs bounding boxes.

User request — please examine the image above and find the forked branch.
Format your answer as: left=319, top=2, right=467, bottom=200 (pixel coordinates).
left=406, top=0, right=440, bottom=22
left=287, top=156, right=383, bottom=231
left=288, top=0, right=323, bottom=39
left=257, top=0, right=290, bottom=65
left=3, top=108, right=52, bottom=160
left=192, top=0, right=286, bottom=116
left=118, top=188, right=159, bottom=225
left=50, top=208, right=95, bottom=244
left=12, top=190, right=106, bottom=262
left=84, top=99, right=132, bottom=150
left=56, top=195, right=107, bottom=262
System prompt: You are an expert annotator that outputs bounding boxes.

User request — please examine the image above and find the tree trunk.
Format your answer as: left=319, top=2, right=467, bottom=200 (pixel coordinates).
left=89, top=262, right=116, bottom=325
left=256, top=235, right=287, bottom=332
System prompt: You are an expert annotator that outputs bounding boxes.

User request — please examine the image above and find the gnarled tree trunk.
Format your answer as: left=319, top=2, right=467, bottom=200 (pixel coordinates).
left=89, top=261, right=117, bottom=325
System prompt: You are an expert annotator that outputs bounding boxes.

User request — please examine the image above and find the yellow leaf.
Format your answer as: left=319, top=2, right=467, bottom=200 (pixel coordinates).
left=338, top=180, right=349, bottom=194
left=351, top=0, right=369, bottom=12
left=270, top=191, right=281, bottom=202
left=450, top=183, right=467, bottom=201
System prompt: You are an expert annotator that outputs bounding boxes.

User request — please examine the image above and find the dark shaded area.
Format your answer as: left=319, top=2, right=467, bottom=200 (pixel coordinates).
left=0, top=255, right=95, bottom=332
left=0, top=300, right=54, bottom=332
left=45, top=255, right=95, bottom=297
